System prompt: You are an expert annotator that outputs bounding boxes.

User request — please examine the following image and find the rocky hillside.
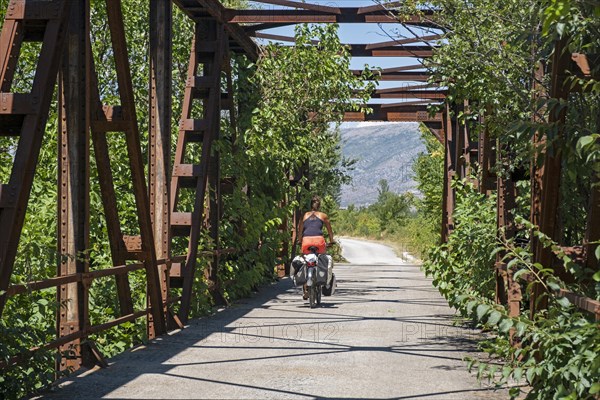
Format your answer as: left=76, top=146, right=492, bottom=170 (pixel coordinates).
left=339, top=122, right=424, bottom=207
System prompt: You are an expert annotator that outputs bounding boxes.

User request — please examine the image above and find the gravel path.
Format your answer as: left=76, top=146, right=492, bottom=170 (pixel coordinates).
left=38, top=239, right=508, bottom=399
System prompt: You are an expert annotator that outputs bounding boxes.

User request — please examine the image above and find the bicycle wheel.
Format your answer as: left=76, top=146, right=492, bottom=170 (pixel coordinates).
left=316, top=286, right=322, bottom=305
left=309, top=285, right=317, bottom=308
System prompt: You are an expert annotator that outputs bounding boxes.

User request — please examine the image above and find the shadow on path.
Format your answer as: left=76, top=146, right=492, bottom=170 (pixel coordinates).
left=38, top=260, right=508, bottom=400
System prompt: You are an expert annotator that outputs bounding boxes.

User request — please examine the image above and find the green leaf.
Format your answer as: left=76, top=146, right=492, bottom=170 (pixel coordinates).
left=476, top=304, right=491, bottom=320
left=509, top=387, right=521, bottom=398
left=487, top=310, right=502, bottom=326
left=577, top=135, right=596, bottom=151
left=547, top=280, right=561, bottom=291
left=526, top=367, right=536, bottom=383
left=556, top=296, right=570, bottom=308
left=513, top=268, right=528, bottom=281
left=590, top=383, right=600, bottom=395
left=466, top=300, right=478, bottom=314
left=513, top=367, right=523, bottom=382
left=516, top=322, right=527, bottom=337
left=499, top=318, right=513, bottom=333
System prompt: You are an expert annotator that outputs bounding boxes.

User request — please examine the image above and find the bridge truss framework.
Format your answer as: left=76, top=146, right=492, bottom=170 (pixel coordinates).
left=0, top=0, right=597, bottom=376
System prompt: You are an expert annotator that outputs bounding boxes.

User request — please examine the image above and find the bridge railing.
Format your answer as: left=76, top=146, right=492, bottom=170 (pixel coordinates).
left=0, top=247, right=236, bottom=371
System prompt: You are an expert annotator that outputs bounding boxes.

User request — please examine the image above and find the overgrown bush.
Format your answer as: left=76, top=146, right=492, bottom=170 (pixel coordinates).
left=423, top=179, right=497, bottom=307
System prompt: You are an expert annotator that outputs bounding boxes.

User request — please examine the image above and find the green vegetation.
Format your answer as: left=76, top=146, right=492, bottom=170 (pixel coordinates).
left=398, top=1, right=600, bottom=399
left=0, top=1, right=371, bottom=396
left=338, top=0, right=600, bottom=398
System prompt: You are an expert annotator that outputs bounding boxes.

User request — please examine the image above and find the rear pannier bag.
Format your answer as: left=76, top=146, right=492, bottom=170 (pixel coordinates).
left=316, top=254, right=329, bottom=284
left=291, top=256, right=307, bottom=286
left=322, top=273, right=336, bottom=296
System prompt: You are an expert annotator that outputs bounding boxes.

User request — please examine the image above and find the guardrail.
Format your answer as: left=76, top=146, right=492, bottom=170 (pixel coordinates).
left=0, top=249, right=237, bottom=370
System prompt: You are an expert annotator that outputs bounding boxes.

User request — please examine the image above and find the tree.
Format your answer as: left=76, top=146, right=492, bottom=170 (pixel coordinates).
left=377, top=179, right=390, bottom=199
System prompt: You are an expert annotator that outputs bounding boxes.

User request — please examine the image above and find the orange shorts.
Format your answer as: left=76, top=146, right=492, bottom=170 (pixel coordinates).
left=301, top=236, right=326, bottom=254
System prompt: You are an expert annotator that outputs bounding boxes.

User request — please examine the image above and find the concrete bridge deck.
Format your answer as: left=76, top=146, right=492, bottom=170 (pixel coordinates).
left=39, top=239, right=507, bottom=399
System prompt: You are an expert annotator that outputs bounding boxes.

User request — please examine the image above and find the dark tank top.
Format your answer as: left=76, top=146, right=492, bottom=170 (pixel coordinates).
left=303, top=213, right=324, bottom=237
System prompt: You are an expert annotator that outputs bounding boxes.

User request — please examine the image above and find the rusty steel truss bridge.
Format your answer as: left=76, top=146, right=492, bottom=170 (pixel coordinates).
left=0, top=0, right=598, bottom=377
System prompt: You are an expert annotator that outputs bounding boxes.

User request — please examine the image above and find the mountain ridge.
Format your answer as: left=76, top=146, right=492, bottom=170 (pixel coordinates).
left=339, top=122, right=424, bottom=207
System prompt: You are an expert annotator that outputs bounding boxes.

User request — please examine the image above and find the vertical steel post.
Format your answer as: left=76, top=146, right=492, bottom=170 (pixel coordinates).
left=206, top=132, right=224, bottom=304
left=149, top=0, right=172, bottom=263
left=103, top=0, right=166, bottom=335
left=149, top=0, right=172, bottom=329
left=455, top=100, right=469, bottom=181
left=206, top=31, right=225, bottom=302
left=530, top=39, right=571, bottom=317
left=57, top=0, right=90, bottom=372
left=478, top=110, right=495, bottom=195
left=585, top=184, right=599, bottom=269
left=441, top=103, right=456, bottom=243
left=495, top=166, right=520, bottom=313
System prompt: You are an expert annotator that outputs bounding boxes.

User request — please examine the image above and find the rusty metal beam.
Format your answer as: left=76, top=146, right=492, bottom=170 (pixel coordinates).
left=175, top=20, right=225, bottom=322
left=558, top=289, right=600, bottom=320
left=478, top=112, right=495, bottom=194
left=365, top=34, right=442, bottom=50
left=380, top=100, right=440, bottom=108
left=253, top=31, right=319, bottom=44
left=377, top=83, right=439, bottom=93
left=441, top=103, right=456, bottom=243
left=423, top=121, right=444, bottom=143
left=149, top=0, right=172, bottom=329
left=102, top=0, right=166, bottom=336
left=357, top=1, right=419, bottom=14
left=378, top=64, right=426, bottom=73
left=174, top=0, right=258, bottom=60
left=584, top=180, right=599, bottom=270
left=352, top=70, right=431, bottom=81
left=454, top=101, right=468, bottom=180
left=0, top=19, right=23, bottom=91
left=57, top=0, right=90, bottom=372
left=149, top=0, right=171, bottom=264
left=0, top=0, right=70, bottom=315
left=108, top=0, right=166, bottom=336
left=349, top=44, right=434, bottom=58
left=344, top=104, right=442, bottom=122
left=365, top=90, right=445, bottom=100
left=89, top=104, right=135, bottom=318
left=227, top=8, right=438, bottom=27
left=531, top=39, right=571, bottom=317
left=496, top=163, right=519, bottom=310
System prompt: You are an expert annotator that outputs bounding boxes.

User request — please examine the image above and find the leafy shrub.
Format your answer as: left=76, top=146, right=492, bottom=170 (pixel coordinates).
left=423, top=178, right=497, bottom=308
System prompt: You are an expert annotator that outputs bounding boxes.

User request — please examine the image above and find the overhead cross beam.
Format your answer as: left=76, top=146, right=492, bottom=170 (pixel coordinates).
left=366, top=90, right=446, bottom=99
left=344, top=104, right=442, bottom=122
left=352, top=70, right=431, bottom=81
left=236, top=8, right=439, bottom=28
left=348, top=44, right=434, bottom=58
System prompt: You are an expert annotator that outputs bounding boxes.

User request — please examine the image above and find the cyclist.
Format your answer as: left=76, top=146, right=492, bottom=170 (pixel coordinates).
left=297, top=196, right=334, bottom=299
left=298, top=195, right=334, bottom=255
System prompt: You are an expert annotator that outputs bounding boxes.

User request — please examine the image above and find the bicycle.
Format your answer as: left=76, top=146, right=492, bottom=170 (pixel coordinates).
left=292, top=242, right=336, bottom=308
